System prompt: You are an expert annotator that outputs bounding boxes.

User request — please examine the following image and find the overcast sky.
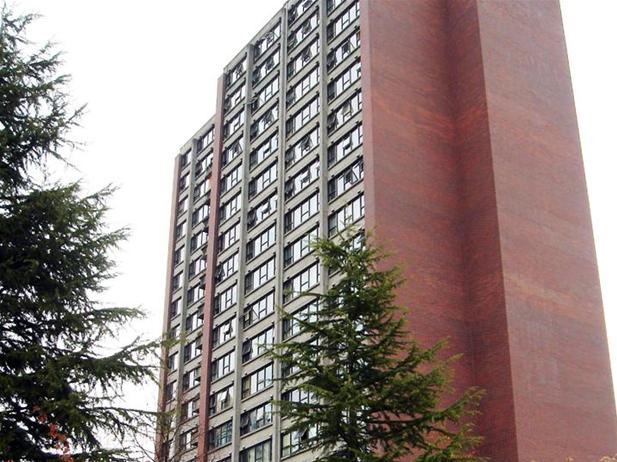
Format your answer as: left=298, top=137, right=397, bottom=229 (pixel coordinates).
left=13, top=0, right=617, bottom=413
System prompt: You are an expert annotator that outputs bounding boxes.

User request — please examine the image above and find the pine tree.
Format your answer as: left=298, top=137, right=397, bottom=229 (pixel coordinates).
left=270, top=232, right=484, bottom=462
left=0, top=7, right=158, bottom=461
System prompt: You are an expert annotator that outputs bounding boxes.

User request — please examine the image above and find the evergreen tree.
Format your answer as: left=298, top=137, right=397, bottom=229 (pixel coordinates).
left=270, top=232, right=484, bottom=462
left=0, top=7, right=158, bottom=461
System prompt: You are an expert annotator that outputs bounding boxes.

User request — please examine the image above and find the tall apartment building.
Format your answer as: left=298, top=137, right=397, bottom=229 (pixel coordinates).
left=158, top=1, right=617, bottom=462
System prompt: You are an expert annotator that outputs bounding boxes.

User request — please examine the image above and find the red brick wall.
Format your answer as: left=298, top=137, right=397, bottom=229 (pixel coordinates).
left=361, top=0, right=617, bottom=460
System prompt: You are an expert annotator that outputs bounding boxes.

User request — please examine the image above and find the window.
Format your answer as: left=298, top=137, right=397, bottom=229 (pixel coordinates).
left=170, top=298, right=180, bottom=318
left=167, top=352, right=178, bottom=371
left=189, top=257, right=206, bottom=277
left=211, top=350, right=235, bottom=381
left=285, top=126, right=320, bottom=167
left=284, top=193, right=319, bottom=232
left=284, top=160, right=319, bottom=199
left=241, top=363, right=273, bottom=398
left=327, top=59, right=361, bottom=101
left=181, top=395, right=200, bottom=420
left=214, top=284, right=238, bottom=315
left=226, top=57, right=246, bottom=86
left=195, top=151, right=213, bottom=175
left=209, top=384, right=233, bottom=415
left=222, top=138, right=244, bottom=166
left=165, top=380, right=177, bottom=402
left=182, top=366, right=201, bottom=390
left=250, top=132, right=279, bottom=170
left=242, top=326, right=274, bottom=363
left=252, top=50, right=280, bottom=85
left=190, top=229, right=208, bottom=251
left=288, top=12, right=318, bottom=50
left=239, top=439, right=272, bottom=462
left=179, top=173, right=189, bottom=191
left=327, top=1, right=360, bottom=41
left=215, top=252, right=238, bottom=283
left=208, top=420, right=233, bottom=449
left=245, top=258, right=275, bottom=293
left=281, top=426, right=317, bottom=457
left=251, top=77, right=279, bottom=113
left=244, top=291, right=275, bottom=328
left=247, top=194, right=277, bottom=230
left=220, top=193, right=242, bottom=222
left=220, top=163, right=243, bottom=194
left=327, top=90, right=362, bottom=133
left=328, top=159, right=364, bottom=200
left=283, top=300, right=319, bottom=339
left=240, top=402, right=273, bottom=435
left=326, top=32, right=360, bottom=71
left=172, top=271, right=184, bottom=291
left=176, top=221, right=187, bottom=240
left=180, top=150, right=192, bottom=168
left=193, top=178, right=210, bottom=200
left=218, top=222, right=240, bottom=252
left=282, top=387, right=318, bottom=405
left=183, top=337, right=202, bottom=363
left=286, top=66, right=319, bottom=106
left=328, top=124, right=363, bottom=166
left=287, top=38, right=319, bottom=77
left=173, top=246, right=185, bottom=267
left=284, top=227, right=318, bottom=267
left=283, top=263, right=320, bottom=303
left=246, top=224, right=276, bottom=261
left=288, top=0, right=316, bottom=23
left=177, top=196, right=188, bottom=215
left=197, top=128, right=214, bottom=151
left=286, top=97, right=319, bottom=135
left=180, top=428, right=198, bottom=452
left=223, top=111, right=245, bottom=139
left=212, top=317, right=236, bottom=348
left=187, top=284, right=204, bottom=305
left=328, top=193, right=365, bottom=235
left=185, top=311, right=203, bottom=332
left=327, top=0, right=346, bottom=12
left=225, top=84, right=246, bottom=111
left=192, top=202, right=210, bottom=227
left=248, top=162, right=277, bottom=198
left=250, top=105, right=278, bottom=140
left=168, top=324, right=180, bottom=340
left=255, top=23, right=281, bottom=58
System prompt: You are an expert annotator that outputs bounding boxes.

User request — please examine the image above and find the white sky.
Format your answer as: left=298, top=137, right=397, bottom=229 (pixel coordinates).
left=12, top=0, right=617, bottom=419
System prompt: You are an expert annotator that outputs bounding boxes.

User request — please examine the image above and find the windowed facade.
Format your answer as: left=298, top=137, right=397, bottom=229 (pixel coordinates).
left=282, top=300, right=319, bottom=339
left=281, top=426, right=317, bottom=457
left=160, top=3, right=366, bottom=458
